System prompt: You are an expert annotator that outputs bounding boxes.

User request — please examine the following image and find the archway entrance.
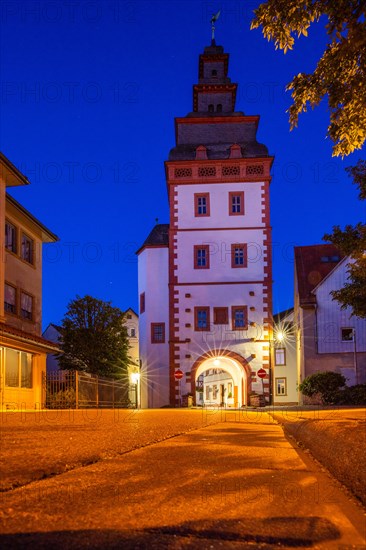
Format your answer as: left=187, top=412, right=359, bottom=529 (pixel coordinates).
left=191, top=351, right=252, bottom=407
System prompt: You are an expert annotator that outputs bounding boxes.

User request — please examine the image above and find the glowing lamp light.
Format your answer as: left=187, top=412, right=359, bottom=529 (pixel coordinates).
left=213, top=359, right=220, bottom=366
left=130, top=372, right=140, bottom=385
left=276, top=331, right=285, bottom=342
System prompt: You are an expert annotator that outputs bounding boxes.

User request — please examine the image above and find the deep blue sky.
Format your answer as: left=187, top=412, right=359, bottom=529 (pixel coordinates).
left=1, top=0, right=364, bottom=328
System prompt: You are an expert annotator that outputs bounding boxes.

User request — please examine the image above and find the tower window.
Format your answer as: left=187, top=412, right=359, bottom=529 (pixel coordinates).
left=194, top=193, right=210, bottom=217
left=211, top=69, right=217, bottom=77
left=216, top=104, right=222, bottom=112
left=208, top=104, right=214, bottom=113
left=195, top=307, right=210, bottom=331
left=194, top=245, right=210, bottom=269
left=151, top=323, right=165, bottom=344
left=139, top=292, right=145, bottom=314
left=231, top=244, right=248, bottom=268
left=229, top=192, right=244, bottom=215
left=232, top=306, right=248, bottom=330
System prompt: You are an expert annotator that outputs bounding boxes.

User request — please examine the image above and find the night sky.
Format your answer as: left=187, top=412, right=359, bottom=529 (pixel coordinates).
left=1, top=0, right=364, bottom=329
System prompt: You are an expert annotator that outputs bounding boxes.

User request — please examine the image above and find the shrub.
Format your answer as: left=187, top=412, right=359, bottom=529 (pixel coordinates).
left=299, top=372, right=346, bottom=404
left=334, top=384, right=366, bottom=405
left=47, top=388, right=76, bottom=409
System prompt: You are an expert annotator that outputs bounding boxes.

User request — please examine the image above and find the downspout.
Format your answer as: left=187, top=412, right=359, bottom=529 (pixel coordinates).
left=314, top=304, right=319, bottom=354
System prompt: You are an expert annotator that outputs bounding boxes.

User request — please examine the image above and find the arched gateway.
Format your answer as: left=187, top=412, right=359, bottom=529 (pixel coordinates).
left=191, top=350, right=252, bottom=407
left=137, top=40, right=273, bottom=409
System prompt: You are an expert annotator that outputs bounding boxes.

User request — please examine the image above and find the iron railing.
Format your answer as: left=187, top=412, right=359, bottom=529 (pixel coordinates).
left=44, top=370, right=136, bottom=409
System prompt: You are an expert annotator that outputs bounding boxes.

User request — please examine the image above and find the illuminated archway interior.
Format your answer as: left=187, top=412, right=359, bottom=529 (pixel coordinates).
left=195, top=356, right=247, bottom=406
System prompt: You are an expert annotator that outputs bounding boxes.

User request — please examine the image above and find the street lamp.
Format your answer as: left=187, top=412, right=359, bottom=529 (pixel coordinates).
left=130, top=371, right=140, bottom=409
left=268, top=328, right=287, bottom=406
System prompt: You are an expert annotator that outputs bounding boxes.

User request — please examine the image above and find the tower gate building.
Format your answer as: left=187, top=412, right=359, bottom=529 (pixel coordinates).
left=138, top=41, right=273, bottom=408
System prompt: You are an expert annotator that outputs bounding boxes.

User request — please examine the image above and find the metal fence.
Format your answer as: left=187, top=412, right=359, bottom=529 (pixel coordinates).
left=44, top=370, right=136, bottom=409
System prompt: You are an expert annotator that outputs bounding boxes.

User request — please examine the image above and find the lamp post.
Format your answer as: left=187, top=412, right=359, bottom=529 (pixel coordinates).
left=130, top=371, right=140, bottom=409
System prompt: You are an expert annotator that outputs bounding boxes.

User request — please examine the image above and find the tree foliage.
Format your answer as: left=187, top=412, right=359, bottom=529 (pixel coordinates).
left=299, top=371, right=346, bottom=404
left=323, top=159, right=366, bottom=317
left=251, top=0, right=366, bottom=156
left=58, top=295, right=132, bottom=379
left=299, top=372, right=366, bottom=404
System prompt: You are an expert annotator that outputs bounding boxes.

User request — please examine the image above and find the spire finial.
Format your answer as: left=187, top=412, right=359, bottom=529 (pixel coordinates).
left=211, top=10, right=221, bottom=43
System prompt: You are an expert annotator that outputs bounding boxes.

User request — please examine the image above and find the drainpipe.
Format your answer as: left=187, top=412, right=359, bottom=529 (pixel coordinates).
left=314, top=305, right=319, bottom=354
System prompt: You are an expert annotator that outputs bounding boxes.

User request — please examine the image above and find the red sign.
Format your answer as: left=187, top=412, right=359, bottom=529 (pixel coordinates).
left=174, top=369, right=184, bottom=380
left=257, top=368, right=267, bottom=379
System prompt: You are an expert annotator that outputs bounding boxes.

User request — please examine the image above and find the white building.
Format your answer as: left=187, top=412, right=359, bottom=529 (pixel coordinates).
left=272, top=308, right=298, bottom=405
left=124, top=308, right=139, bottom=367
left=294, top=245, right=366, bottom=399
left=138, top=41, right=274, bottom=408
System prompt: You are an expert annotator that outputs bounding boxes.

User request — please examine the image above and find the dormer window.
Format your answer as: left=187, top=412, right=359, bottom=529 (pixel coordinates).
left=208, top=104, right=214, bottom=113
left=216, top=104, right=222, bottom=113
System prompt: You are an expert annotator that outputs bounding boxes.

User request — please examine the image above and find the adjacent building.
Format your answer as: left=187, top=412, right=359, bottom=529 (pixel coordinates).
left=138, top=42, right=273, bottom=408
left=294, top=244, right=366, bottom=398
left=272, top=308, right=298, bottom=405
left=0, top=152, right=59, bottom=410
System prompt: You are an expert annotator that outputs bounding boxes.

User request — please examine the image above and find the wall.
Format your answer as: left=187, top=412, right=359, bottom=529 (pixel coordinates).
left=138, top=246, right=170, bottom=408
left=5, top=200, right=43, bottom=336
left=170, top=177, right=271, bottom=404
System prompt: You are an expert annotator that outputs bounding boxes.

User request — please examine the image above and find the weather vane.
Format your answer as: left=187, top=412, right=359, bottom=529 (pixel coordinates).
left=211, top=10, right=221, bottom=42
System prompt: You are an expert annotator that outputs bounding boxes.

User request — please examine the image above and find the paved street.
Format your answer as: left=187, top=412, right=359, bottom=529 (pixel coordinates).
left=1, top=409, right=365, bottom=549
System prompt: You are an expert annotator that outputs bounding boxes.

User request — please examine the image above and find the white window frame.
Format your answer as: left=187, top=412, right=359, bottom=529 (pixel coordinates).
left=275, top=377, right=287, bottom=396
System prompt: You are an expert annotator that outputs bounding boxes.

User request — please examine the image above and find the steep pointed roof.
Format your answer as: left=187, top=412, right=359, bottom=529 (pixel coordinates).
left=294, top=244, right=344, bottom=307
left=136, top=224, right=169, bottom=255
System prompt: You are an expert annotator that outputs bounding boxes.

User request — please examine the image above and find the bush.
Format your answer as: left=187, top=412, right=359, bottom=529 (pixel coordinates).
left=334, top=384, right=366, bottom=405
left=299, top=372, right=346, bottom=404
left=47, top=388, right=76, bottom=409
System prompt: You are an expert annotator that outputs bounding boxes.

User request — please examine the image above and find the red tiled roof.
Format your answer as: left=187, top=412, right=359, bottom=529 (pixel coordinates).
left=294, top=244, right=344, bottom=307
left=0, top=323, right=60, bottom=352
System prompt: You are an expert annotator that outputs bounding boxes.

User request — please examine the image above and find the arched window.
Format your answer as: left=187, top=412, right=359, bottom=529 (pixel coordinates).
left=217, top=104, right=222, bottom=113
left=208, top=104, right=214, bottom=113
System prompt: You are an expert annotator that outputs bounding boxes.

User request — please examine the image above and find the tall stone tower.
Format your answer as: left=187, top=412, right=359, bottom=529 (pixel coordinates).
left=138, top=42, right=273, bottom=408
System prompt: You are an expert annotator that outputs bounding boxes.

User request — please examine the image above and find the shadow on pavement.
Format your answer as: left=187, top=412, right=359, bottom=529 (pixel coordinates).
left=0, top=517, right=341, bottom=549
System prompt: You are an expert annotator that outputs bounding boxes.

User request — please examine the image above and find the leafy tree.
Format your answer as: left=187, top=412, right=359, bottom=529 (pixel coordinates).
left=323, top=159, right=366, bottom=317
left=251, top=0, right=366, bottom=157
left=58, top=295, right=132, bottom=379
left=299, top=371, right=346, bottom=404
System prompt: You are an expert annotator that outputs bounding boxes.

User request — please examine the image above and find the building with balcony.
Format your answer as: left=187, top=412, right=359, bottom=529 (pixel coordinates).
left=0, top=152, right=58, bottom=410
